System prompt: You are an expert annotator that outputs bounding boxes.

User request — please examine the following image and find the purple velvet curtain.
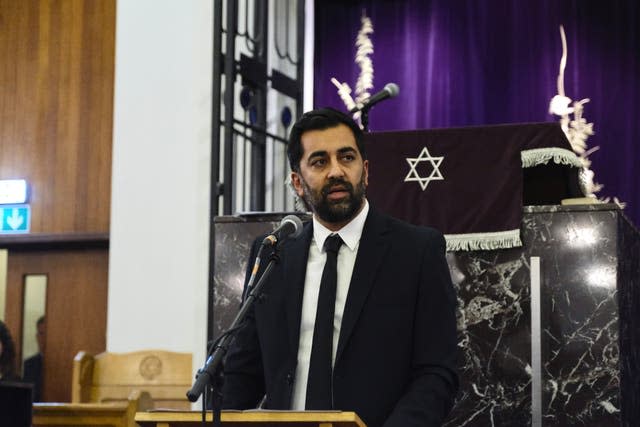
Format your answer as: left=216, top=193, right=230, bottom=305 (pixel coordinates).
left=314, top=0, right=640, bottom=227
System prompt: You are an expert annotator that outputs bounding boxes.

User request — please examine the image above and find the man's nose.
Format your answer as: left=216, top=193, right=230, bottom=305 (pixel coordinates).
left=326, top=159, right=346, bottom=178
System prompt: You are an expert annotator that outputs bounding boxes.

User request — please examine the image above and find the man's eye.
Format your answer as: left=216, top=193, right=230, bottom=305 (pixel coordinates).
left=311, top=159, right=326, bottom=167
left=342, top=154, right=355, bottom=161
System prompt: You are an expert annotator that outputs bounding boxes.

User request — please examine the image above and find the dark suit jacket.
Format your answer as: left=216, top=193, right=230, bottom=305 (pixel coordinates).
left=23, top=353, right=43, bottom=402
left=222, top=208, right=458, bottom=427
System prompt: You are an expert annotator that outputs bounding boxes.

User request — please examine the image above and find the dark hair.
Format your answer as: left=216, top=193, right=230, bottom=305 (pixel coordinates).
left=287, top=107, right=366, bottom=172
left=0, top=320, right=17, bottom=379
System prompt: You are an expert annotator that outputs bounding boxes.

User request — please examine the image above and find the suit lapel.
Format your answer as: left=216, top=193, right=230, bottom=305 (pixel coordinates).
left=282, top=222, right=313, bottom=354
left=336, top=209, right=390, bottom=363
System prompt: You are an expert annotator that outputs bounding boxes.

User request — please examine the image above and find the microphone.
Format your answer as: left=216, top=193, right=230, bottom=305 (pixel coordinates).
left=262, top=215, right=303, bottom=247
left=349, top=83, right=400, bottom=113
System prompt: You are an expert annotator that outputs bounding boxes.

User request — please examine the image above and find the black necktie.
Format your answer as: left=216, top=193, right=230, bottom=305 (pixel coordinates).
left=306, top=233, right=343, bottom=409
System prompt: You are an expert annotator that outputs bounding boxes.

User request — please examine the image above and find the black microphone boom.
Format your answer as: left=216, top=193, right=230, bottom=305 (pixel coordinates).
left=262, top=215, right=303, bottom=246
left=349, top=83, right=400, bottom=114
left=187, top=216, right=298, bottom=403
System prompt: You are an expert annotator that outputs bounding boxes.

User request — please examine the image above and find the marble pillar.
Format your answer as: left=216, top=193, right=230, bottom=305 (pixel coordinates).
left=212, top=205, right=640, bottom=426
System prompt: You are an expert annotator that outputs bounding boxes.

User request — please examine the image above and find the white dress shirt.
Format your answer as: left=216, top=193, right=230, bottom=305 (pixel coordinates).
left=291, top=200, right=370, bottom=410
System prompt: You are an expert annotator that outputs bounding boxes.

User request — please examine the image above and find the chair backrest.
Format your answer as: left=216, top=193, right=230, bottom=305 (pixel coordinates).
left=71, top=349, right=192, bottom=410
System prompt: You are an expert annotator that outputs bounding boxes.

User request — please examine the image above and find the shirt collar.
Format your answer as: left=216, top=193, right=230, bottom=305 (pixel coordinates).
left=312, top=199, right=369, bottom=252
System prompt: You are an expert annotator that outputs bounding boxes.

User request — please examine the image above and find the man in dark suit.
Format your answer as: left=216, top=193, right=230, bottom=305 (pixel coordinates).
left=22, top=316, right=45, bottom=402
left=222, top=108, right=458, bottom=426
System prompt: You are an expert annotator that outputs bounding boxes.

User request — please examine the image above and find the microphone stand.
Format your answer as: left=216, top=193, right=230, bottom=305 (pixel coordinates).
left=186, top=245, right=281, bottom=423
left=360, top=108, right=370, bottom=132
left=360, top=108, right=369, bottom=132
left=349, top=104, right=370, bottom=132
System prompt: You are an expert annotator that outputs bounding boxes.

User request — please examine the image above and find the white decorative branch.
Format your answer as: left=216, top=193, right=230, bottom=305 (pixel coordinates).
left=354, top=15, right=374, bottom=106
left=330, top=11, right=375, bottom=127
left=331, top=77, right=357, bottom=113
left=548, top=25, right=621, bottom=204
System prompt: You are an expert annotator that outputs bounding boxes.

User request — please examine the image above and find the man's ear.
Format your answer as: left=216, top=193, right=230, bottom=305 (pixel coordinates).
left=291, top=171, right=305, bottom=197
left=363, top=159, right=369, bottom=187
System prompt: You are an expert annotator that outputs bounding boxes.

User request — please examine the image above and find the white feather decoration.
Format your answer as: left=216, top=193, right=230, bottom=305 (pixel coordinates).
left=354, top=15, right=374, bottom=105
left=331, top=77, right=357, bottom=113
left=330, top=12, right=375, bottom=127
left=549, top=25, right=617, bottom=203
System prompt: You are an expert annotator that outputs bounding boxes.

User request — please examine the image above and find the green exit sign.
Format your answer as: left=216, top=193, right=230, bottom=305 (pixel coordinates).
left=1, top=205, right=30, bottom=234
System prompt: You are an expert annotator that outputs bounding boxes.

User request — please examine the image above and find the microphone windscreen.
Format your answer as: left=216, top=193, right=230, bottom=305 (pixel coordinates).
left=280, top=215, right=303, bottom=238
left=384, top=83, right=400, bottom=97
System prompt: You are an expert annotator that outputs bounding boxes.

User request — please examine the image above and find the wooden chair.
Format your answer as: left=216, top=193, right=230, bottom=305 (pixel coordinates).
left=33, top=389, right=150, bottom=427
left=71, top=349, right=192, bottom=410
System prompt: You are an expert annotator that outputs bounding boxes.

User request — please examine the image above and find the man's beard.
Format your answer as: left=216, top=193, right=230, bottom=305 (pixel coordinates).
left=299, top=172, right=366, bottom=224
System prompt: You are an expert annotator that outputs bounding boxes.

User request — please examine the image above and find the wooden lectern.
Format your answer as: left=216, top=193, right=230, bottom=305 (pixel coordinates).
left=32, top=390, right=150, bottom=427
left=135, top=410, right=367, bottom=427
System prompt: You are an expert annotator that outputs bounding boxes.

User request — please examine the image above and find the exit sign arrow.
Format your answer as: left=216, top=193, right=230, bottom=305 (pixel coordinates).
left=1, top=205, right=30, bottom=233
left=6, top=208, right=24, bottom=230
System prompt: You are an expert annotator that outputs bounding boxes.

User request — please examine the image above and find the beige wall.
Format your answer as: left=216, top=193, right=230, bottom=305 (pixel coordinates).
left=108, top=2, right=212, bottom=404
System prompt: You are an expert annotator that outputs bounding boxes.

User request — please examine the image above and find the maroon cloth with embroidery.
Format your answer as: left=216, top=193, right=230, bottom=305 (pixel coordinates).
left=364, top=122, right=576, bottom=236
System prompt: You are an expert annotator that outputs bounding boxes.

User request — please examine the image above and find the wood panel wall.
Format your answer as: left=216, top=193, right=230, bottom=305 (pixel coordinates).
left=0, top=0, right=115, bottom=233
left=6, top=247, right=109, bottom=402
left=0, top=0, right=116, bottom=402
